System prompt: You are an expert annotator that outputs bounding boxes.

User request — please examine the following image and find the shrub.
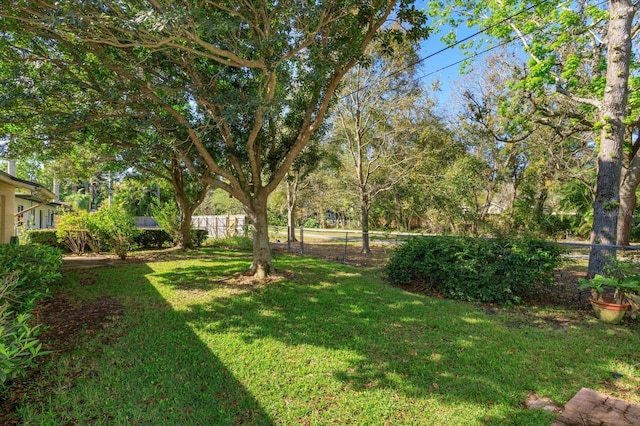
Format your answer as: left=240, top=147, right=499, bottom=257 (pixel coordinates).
left=151, top=201, right=181, bottom=244
left=22, top=230, right=68, bottom=251
left=0, top=274, right=48, bottom=386
left=385, top=236, right=564, bottom=305
left=191, top=229, right=208, bottom=247
left=134, top=229, right=174, bottom=249
left=95, top=205, right=139, bottom=259
left=0, top=245, right=61, bottom=389
left=55, top=211, right=90, bottom=255
left=0, top=244, right=62, bottom=312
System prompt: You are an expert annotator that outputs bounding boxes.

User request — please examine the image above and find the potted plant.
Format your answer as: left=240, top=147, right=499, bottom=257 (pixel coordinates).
left=579, top=262, right=640, bottom=323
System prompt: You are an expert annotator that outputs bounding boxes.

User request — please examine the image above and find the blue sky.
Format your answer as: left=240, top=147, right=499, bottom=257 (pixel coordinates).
left=416, top=25, right=474, bottom=105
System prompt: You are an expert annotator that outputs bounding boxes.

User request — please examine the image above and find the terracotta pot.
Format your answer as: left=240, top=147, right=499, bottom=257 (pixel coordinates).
left=589, top=297, right=630, bottom=324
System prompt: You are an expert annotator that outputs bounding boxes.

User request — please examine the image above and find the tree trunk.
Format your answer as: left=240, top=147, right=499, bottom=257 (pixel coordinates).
left=169, top=157, right=208, bottom=250
left=286, top=178, right=298, bottom=242
left=587, top=0, right=633, bottom=277
left=177, top=199, right=194, bottom=249
left=246, top=195, right=272, bottom=279
left=360, top=192, right=371, bottom=254
left=617, top=154, right=640, bottom=246
left=534, top=188, right=548, bottom=223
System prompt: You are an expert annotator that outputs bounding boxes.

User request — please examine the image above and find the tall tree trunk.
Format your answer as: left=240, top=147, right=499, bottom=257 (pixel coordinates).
left=617, top=154, right=640, bottom=246
left=286, top=177, right=298, bottom=242
left=246, top=194, right=272, bottom=279
left=587, top=0, right=633, bottom=277
left=360, top=191, right=371, bottom=254
left=177, top=199, right=194, bottom=249
left=534, top=188, right=548, bottom=223
left=169, top=157, right=208, bottom=250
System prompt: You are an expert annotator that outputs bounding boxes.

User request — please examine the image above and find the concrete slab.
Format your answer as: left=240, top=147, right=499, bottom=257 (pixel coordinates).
left=552, top=388, right=640, bottom=426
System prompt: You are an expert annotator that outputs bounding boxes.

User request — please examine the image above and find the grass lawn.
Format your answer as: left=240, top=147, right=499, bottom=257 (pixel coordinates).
left=15, top=247, right=640, bottom=425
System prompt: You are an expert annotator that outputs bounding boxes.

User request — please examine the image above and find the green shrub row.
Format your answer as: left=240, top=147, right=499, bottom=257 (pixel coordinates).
left=134, top=229, right=173, bottom=249
left=385, top=236, right=564, bottom=305
left=22, top=230, right=69, bottom=251
left=24, top=228, right=208, bottom=251
left=0, top=244, right=62, bottom=387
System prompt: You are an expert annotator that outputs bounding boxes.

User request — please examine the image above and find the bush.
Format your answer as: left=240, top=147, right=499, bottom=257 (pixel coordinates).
left=22, top=230, right=68, bottom=251
left=0, top=245, right=61, bottom=388
left=55, top=211, right=91, bottom=255
left=191, top=229, right=208, bottom=247
left=0, top=244, right=62, bottom=312
left=95, top=205, right=140, bottom=259
left=151, top=201, right=181, bottom=244
left=0, top=274, right=48, bottom=386
left=385, top=236, right=564, bottom=305
left=134, top=229, right=174, bottom=249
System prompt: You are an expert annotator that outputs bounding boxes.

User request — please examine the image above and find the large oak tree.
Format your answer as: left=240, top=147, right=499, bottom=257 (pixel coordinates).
left=1, top=1, right=429, bottom=277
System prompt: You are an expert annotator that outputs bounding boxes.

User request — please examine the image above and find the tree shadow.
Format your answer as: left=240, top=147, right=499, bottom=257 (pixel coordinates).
left=27, top=262, right=273, bottom=425
left=152, top=252, right=638, bottom=423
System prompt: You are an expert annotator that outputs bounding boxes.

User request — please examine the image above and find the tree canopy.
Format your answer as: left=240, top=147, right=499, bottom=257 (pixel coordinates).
left=1, top=1, right=430, bottom=277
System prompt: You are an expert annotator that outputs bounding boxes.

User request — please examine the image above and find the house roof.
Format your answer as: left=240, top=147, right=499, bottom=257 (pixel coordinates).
left=15, top=193, right=62, bottom=206
left=0, top=170, right=56, bottom=202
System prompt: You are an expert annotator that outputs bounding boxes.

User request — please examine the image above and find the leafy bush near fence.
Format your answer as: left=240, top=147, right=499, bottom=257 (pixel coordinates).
left=0, top=245, right=61, bottom=388
left=55, top=206, right=139, bottom=258
left=95, top=205, right=139, bottom=259
left=134, top=229, right=174, bottom=249
left=385, top=236, right=564, bottom=305
left=22, top=230, right=68, bottom=251
left=191, top=229, right=208, bottom=247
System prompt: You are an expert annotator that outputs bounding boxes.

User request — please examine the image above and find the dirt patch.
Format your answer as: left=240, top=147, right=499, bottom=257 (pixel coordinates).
left=34, top=294, right=125, bottom=354
left=1, top=294, right=125, bottom=425
left=274, top=240, right=392, bottom=268
left=61, top=247, right=187, bottom=270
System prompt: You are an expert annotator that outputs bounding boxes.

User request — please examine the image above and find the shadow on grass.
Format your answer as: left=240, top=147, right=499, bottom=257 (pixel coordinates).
left=29, top=248, right=639, bottom=424
left=22, top=261, right=273, bottom=426
left=153, top=251, right=640, bottom=423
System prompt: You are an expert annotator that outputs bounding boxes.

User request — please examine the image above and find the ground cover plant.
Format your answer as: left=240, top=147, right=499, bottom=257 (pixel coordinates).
left=7, top=248, right=640, bottom=425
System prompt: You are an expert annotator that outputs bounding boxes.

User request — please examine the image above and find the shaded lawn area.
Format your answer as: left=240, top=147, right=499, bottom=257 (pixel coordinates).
left=13, top=248, right=640, bottom=425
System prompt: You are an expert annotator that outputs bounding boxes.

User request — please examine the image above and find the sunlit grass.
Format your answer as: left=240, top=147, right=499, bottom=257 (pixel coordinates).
left=16, top=248, right=640, bottom=425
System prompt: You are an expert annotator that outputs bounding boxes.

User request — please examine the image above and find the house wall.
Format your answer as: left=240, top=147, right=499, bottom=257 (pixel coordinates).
left=15, top=200, right=57, bottom=231
left=0, top=181, right=16, bottom=244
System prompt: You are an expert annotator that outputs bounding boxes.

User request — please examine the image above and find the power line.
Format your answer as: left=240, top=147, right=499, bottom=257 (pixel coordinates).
left=413, top=0, right=554, bottom=69
left=416, top=0, right=609, bottom=85
left=341, top=0, right=608, bottom=98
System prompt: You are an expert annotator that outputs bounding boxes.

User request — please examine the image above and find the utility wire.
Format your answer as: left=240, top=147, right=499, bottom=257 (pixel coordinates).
left=411, top=0, right=554, bottom=69
left=416, top=0, right=609, bottom=84
left=342, top=0, right=608, bottom=97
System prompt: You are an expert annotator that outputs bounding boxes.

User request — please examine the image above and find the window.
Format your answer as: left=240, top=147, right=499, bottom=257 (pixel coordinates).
left=17, top=205, right=24, bottom=226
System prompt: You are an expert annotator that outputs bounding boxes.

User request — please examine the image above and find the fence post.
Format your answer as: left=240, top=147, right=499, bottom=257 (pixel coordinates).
left=300, top=227, right=304, bottom=254
left=344, top=232, right=348, bottom=263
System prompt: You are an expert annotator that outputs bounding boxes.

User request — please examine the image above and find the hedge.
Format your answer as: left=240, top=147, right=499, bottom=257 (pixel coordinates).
left=134, top=229, right=174, bottom=249
left=385, top=236, right=564, bottom=305
left=22, top=230, right=68, bottom=251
